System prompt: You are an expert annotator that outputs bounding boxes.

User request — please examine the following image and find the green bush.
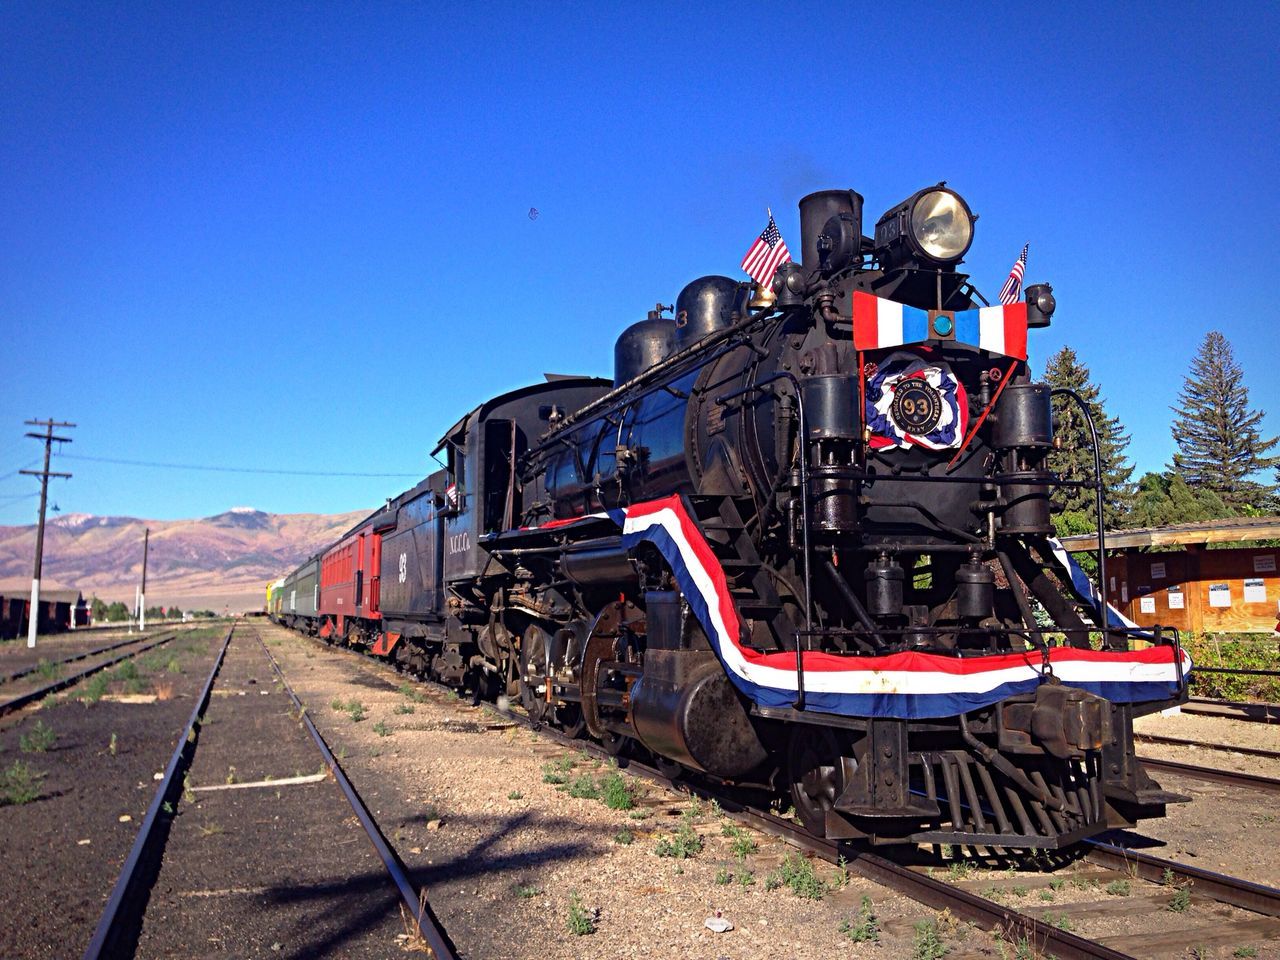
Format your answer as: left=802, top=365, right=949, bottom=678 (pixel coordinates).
left=566, top=892, right=596, bottom=935
left=19, top=720, right=56, bottom=753
left=839, top=896, right=880, bottom=943
left=34, top=659, right=60, bottom=681
left=599, top=772, right=635, bottom=810
left=912, top=918, right=949, bottom=960
left=654, top=821, right=702, bottom=859
left=566, top=773, right=599, bottom=799
left=80, top=674, right=109, bottom=704
left=1, top=760, right=45, bottom=805
left=766, top=853, right=827, bottom=900
left=1182, top=634, right=1280, bottom=701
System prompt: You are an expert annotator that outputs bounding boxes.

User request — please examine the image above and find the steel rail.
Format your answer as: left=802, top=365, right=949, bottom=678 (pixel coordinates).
left=1083, top=839, right=1280, bottom=918
left=282, top=625, right=1280, bottom=960
left=81, top=624, right=235, bottom=959
left=470, top=690, right=1134, bottom=959
left=1182, top=698, right=1280, bottom=724
left=254, top=630, right=459, bottom=960
left=1135, top=731, right=1280, bottom=761
left=0, top=632, right=164, bottom=685
left=0, top=632, right=179, bottom=717
left=1137, top=756, right=1280, bottom=794
left=712, top=800, right=1136, bottom=960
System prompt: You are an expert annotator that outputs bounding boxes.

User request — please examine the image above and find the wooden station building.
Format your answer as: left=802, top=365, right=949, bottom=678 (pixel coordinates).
left=1060, top=517, right=1280, bottom=635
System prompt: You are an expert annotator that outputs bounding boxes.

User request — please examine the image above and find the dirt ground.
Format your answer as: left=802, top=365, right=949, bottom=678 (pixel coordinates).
left=8, top=619, right=1279, bottom=959
left=1130, top=708, right=1280, bottom=891
left=258, top=622, right=1012, bottom=960
left=0, top=626, right=225, bottom=958
left=134, top=626, right=409, bottom=959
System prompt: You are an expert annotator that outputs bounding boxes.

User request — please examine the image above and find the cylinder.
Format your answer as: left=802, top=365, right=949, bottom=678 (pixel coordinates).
left=992, top=383, right=1053, bottom=449
left=799, top=189, right=863, bottom=271
left=956, top=559, right=995, bottom=620
left=674, top=276, right=741, bottom=348
left=808, top=467, right=859, bottom=533
left=801, top=375, right=860, bottom=439
left=864, top=558, right=904, bottom=618
left=630, top=657, right=768, bottom=777
left=999, top=470, right=1054, bottom=534
left=614, top=317, right=676, bottom=386
left=561, top=546, right=635, bottom=587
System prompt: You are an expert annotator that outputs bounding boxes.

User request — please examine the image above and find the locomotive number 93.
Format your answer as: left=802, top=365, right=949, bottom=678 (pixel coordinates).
left=270, top=183, right=1190, bottom=850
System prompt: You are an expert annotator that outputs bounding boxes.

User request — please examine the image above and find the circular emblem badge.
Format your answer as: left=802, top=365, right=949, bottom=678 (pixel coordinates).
left=890, top=379, right=943, bottom=435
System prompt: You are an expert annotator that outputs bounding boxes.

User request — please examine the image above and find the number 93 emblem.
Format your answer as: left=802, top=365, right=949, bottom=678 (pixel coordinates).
left=398, top=551, right=408, bottom=584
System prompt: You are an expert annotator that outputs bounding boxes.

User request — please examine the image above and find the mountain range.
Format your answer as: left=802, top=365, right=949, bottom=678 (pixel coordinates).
left=0, top=506, right=369, bottom=614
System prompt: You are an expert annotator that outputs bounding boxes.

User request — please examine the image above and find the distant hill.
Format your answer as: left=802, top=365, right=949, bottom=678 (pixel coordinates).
left=0, top=506, right=370, bottom=614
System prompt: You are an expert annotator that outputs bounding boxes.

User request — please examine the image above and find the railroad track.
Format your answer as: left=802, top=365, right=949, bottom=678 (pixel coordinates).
left=80, top=623, right=458, bottom=960
left=1135, top=731, right=1280, bottom=762
left=0, top=632, right=159, bottom=685
left=277, top=625, right=1280, bottom=960
left=0, top=631, right=178, bottom=718
left=1181, top=697, right=1280, bottom=724
left=1137, top=755, right=1280, bottom=794
left=513, top=708, right=1280, bottom=960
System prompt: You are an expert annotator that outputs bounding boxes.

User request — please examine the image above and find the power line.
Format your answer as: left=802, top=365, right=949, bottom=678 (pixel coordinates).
left=0, top=459, right=44, bottom=483
left=61, top=453, right=421, bottom=479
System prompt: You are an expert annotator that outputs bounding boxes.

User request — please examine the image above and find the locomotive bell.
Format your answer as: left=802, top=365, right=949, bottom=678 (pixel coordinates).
left=748, top=280, right=777, bottom=309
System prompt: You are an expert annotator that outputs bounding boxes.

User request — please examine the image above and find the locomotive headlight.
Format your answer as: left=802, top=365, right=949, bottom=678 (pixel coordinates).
left=874, top=185, right=976, bottom=269
left=910, top=190, right=972, bottom=261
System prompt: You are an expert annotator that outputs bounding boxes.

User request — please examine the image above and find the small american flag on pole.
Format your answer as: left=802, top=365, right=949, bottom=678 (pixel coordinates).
left=740, top=211, right=791, bottom=288
left=998, top=243, right=1029, bottom=305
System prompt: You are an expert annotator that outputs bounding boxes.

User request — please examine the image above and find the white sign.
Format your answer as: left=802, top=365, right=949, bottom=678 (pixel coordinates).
left=1244, top=578, right=1267, bottom=603
left=1121, top=584, right=1128, bottom=603
left=1139, top=596, right=1156, bottom=614
left=1209, top=583, right=1232, bottom=608
left=1254, top=555, right=1276, bottom=573
left=1110, top=576, right=1116, bottom=593
left=1150, top=562, right=1166, bottom=580
left=1168, top=587, right=1185, bottom=610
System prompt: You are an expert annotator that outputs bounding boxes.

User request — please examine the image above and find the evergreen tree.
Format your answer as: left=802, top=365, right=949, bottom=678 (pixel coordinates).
left=1129, top=471, right=1233, bottom=527
left=1042, top=346, right=1135, bottom=532
left=1171, top=331, right=1278, bottom=511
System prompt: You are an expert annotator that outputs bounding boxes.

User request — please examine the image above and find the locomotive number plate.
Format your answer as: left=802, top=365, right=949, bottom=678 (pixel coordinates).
left=890, top=379, right=943, bottom=434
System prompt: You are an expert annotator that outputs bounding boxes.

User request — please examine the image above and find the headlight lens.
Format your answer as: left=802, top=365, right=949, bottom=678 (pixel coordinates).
left=910, top=190, right=973, bottom=261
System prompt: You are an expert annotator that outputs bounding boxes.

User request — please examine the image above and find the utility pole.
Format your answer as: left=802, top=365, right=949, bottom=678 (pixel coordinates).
left=21, top=419, right=75, bottom=648
left=139, top=528, right=150, bottom=632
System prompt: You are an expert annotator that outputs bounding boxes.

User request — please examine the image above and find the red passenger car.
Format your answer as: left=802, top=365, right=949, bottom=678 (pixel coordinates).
left=318, top=518, right=384, bottom=647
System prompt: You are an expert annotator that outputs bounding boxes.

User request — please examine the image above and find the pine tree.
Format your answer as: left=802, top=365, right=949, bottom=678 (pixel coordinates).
left=1042, top=346, right=1135, bottom=532
left=1129, top=471, right=1233, bottom=527
left=1170, top=331, right=1278, bottom=512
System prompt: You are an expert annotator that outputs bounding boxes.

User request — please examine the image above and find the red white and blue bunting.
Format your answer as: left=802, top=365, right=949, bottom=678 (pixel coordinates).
left=523, top=496, right=1190, bottom=720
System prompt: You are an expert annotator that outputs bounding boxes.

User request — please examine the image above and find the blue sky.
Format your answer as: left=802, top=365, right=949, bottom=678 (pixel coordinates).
left=2, top=1, right=1277, bottom=523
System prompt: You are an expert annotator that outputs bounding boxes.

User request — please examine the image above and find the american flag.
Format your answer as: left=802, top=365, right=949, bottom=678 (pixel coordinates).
left=740, top=212, right=791, bottom=288
left=998, top=243, right=1029, bottom=305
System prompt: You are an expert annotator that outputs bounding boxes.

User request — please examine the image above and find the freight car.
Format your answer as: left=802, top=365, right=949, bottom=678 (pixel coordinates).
left=275, top=184, right=1190, bottom=849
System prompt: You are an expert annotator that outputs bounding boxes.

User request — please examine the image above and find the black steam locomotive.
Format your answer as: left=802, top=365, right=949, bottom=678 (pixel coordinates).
left=275, top=185, right=1190, bottom=849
